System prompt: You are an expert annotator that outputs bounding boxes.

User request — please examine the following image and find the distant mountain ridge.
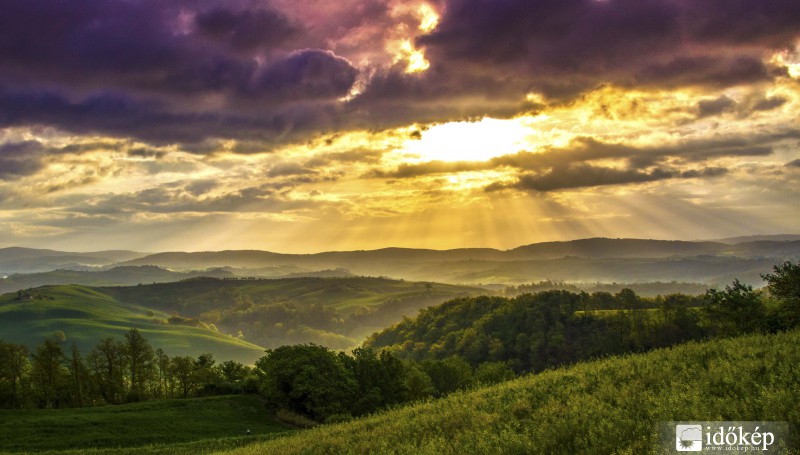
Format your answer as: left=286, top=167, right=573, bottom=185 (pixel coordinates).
left=0, top=247, right=146, bottom=274
left=118, top=237, right=800, bottom=268
left=3, top=237, right=799, bottom=287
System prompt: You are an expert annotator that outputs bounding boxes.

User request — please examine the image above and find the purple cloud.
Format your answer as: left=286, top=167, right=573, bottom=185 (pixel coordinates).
left=0, top=0, right=798, bottom=147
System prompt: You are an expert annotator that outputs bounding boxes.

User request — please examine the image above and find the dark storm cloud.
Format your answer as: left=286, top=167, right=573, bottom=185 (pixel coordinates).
left=195, top=7, right=300, bottom=52
left=251, top=50, right=358, bottom=100
left=413, top=0, right=797, bottom=99
left=0, top=0, right=358, bottom=144
left=0, top=85, right=339, bottom=145
left=0, top=0, right=798, bottom=146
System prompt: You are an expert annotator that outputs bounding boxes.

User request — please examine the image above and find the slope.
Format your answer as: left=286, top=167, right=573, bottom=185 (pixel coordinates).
left=219, top=329, right=800, bottom=454
left=0, top=285, right=266, bottom=364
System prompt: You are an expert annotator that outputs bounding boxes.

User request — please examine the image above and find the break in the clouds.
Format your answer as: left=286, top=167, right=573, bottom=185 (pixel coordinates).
left=0, top=0, right=799, bottom=251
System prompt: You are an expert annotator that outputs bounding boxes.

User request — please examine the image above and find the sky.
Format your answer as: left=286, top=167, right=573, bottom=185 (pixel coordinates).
left=0, top=0, right=799, bottom=253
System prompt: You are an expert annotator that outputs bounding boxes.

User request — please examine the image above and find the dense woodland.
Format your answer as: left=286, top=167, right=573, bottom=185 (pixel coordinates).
left=1, top=262, right=798, bottom=424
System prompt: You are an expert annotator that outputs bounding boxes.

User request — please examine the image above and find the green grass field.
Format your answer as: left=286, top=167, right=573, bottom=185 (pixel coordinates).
left=0, top=395, right=293, bottom=454
left=217, top=329, right=800, bottom=454
left=0, top=285, right=266, bottom=364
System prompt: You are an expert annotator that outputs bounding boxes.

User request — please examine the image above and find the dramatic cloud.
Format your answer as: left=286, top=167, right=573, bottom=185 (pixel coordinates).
left=417, top=0, right=798, bottom=99
left=1, top=0, right=797, bottom=146
left=1, top=0, right=798, bottom=251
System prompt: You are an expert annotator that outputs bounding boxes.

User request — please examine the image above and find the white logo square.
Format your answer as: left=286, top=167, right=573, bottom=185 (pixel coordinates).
left=676, top=424, right=703, bottom=451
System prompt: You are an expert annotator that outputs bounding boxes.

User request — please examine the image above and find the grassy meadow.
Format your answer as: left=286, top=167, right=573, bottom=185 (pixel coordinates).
left=0, top=395, right=293, bottom=454
left=217, top=329, right=800, bottom=455
left=0, top=285, right=266, bottom=364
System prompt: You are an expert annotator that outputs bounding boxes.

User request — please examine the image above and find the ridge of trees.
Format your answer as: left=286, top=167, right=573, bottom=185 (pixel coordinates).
left=366, top=262, right=800, bottom=372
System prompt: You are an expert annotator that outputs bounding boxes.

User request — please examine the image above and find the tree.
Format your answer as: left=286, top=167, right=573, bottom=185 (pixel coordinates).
left=124, top=328, right=155, bottom=401
left=256, top=344, right=356, bottom=422
left=193, top=353, right=220, bottom=395
left=153, top=348, right=172, bottom=399
left=762, top=261, right=800, bottom=328
left=30, top=336, right=68, bottom=408
left=420, top=356, right=472, bottom=396
left=66, top=343, right=90, bottom=407
left=403, top=363, right=434, bottom=401
left=171, top=356, right=197, bottom=398
left=0, top=340, right=29, bottom=408
left=346, top=348, right=409, bottom=415
left=87, top=337, right=127, bottom=404
left=218, top=360, right=249, bottom=383
left=704, top=279, right=765, bottom=334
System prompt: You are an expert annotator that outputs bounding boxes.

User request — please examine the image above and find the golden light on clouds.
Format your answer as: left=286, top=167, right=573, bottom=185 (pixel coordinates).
left=770, top=48, right=800, bottom=79
left=396, top=118, right=535, bottom=162
left=386, top=2, right=438, bottom=73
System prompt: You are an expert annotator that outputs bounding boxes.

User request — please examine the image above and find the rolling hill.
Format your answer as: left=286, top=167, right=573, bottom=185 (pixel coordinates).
left=219, top=329, right=800, bottom=454
left=0, top=277, right=484, bottom=355
left=0, top=285, right=266, bottom=364
left=99, top=277, right=485, bottom=349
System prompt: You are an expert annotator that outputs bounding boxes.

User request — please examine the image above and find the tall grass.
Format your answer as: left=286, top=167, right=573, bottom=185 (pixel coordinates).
left=219, top=330, right=800, bottom=454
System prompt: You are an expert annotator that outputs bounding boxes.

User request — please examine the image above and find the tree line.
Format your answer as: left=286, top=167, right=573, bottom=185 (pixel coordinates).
left=0, top=329, right=514, bottom=422
left=0, top=329, right=253, bottom=409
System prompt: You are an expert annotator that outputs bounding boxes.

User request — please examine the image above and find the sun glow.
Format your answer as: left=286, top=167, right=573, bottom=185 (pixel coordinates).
left=399, top=118, right=535, bottom=162
left=386, top=3, right=438, bottom=73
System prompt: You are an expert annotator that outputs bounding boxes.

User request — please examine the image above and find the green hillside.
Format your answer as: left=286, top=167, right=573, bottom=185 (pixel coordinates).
left=0, top=395, right=292, bottom=454
left=0, top=285, right=266, bottom=364
left=100, top=277, right=484, bottom=349
left=0, top=278, right=482, bottom=355
left=219, top=329, right=800, bottom=454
